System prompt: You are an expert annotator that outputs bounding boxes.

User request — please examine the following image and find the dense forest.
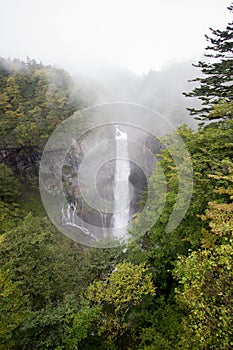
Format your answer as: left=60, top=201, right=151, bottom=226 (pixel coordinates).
left=0, top=4, right=233, bottom=350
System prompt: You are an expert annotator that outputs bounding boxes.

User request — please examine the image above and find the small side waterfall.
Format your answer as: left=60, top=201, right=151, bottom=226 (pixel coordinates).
left=112, top=126, right=131, bottom=240
left=61, top=202, right=97, bottom=241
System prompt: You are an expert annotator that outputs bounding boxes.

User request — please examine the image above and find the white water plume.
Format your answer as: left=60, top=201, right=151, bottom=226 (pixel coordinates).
left=112, top=126, right=131, bottom=240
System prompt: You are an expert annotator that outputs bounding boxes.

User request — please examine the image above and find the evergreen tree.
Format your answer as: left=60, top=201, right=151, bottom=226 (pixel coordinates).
left=184, top=3, right=233, bottom=120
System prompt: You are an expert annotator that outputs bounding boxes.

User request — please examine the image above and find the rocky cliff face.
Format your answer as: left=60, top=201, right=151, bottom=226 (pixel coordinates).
left=61, top=124, right=161, bottom=241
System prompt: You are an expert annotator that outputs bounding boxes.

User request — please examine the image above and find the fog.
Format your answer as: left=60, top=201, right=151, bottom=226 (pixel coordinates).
left=72, top=60, right=201, bottom=128
left=1, top=0, right=231, bottom=128
left=0, top=0, right=231, bottom=75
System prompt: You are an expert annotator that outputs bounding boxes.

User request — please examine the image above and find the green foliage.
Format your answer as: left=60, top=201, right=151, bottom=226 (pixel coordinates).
left=0, top=58, right=81, bottom=150
left=86, top=262, right=155, bottom=340
left=131, top=118, right=233, bottom=291
left=0, top=164, right=25, bottom=234
left=175, top=246, right=233, bottom=349
left=174, top=167, right=233, bottom=349
left=209, top=99, right=233, bottom=120
left=0, top=214, right=99, bottom=348
left=0, top=214, right=90, bottom=310
left=0, top=269, right=28, bottom=349
left=84, top=245, right=127, bottom=280
left=128, top=110, right=233, bottom=349
left=12, top=295, right=100, bottom=350
left=59, top=300, right=100, bottom=350
left=136, top=296, right=184, bottom=350
left=0, top=164, right=20, bottom=203
left=17, top=301, right=68, bottom=349
left=0, top=201, right=24, bottom=235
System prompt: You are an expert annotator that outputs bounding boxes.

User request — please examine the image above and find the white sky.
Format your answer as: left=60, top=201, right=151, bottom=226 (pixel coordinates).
left=0, top=0, right=231, bottom=75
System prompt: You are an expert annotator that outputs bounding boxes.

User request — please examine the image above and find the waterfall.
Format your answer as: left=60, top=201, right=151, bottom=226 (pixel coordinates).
left=61, top=125, right=131, bottom=244
left=61, top=202, right=97, bottom=241
left=100, top=209, right=108, bottom=236
left=112, top=126, right=131, bottom=240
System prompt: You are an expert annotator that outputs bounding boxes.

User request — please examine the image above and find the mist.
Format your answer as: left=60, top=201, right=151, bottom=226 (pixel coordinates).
left=1, top=0, right=230, bottom=130
left=70, top=60, right=201, bottom=129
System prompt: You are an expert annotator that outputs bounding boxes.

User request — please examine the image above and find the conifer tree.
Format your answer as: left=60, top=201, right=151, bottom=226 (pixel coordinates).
left=184, top=3, right=233, bottom=120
